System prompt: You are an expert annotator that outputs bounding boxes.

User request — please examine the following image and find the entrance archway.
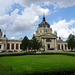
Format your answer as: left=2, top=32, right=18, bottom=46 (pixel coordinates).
left=48, top=44, right=50, bottom=49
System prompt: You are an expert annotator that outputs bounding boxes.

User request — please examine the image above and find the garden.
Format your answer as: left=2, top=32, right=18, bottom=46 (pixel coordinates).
left=0, top=52, right=75, bottom=75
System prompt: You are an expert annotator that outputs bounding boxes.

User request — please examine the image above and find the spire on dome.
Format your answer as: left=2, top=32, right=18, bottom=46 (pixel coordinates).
left=0, top=29, right=1, bottom=32
left=39, top=14, right=50, bottom=28
left=0, top=29, right=2, bottom=37
left=43, top=13, right=46, bottom=21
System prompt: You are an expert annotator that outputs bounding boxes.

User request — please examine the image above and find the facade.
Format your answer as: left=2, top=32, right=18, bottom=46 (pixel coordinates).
left=0, top=16, right=69, bottom=51
left=0, top=29, right=22, bottom=51
left=35, top=16, right=69, bottom=51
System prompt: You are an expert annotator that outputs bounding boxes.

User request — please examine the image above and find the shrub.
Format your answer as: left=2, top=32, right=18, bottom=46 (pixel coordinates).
left=0, top=52, right=75, bottom=57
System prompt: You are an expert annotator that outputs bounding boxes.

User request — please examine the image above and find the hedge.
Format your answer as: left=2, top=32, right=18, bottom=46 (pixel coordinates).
left=0, top=52, right=75, bottom=57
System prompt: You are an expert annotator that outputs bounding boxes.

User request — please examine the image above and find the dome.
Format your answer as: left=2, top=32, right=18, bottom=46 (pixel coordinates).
left=39, top=15, right=50, bottom=28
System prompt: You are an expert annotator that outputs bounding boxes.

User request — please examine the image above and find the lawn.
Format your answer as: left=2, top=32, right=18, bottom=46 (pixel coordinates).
left=0, top=54, right=75, bottom=75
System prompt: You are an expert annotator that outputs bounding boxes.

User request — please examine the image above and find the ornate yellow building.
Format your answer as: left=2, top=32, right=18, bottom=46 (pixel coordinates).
left=0, top=16, right=69, bottom=51
left=35, top=15, right=68, bottom=51
left=0, top=29, right=22, bottom=51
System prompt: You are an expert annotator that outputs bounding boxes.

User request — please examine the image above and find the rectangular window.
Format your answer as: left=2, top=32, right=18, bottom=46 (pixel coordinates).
left=65, top=44, right=67, bottom=50
left=44, top=29, right=48, bottom=32
left=40, top=29, right=42, bottom=33
left=7, top=43, right=10, bottom=49
left=46, top=29, right=48, bottom=32
left=36, top=30, right=38, bottom=34
left=11, top=43, right=14, bottom=49
left=46, top=38, right=51, bottom=42
left=16, top=44, right=18, bottom=49
left=0, top=45, right=1, bottom=49
left=58, top=44, right=60, bottom=50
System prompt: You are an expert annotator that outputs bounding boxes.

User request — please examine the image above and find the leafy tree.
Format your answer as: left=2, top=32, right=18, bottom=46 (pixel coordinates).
left=20, top=35, right=42, bottom=51
left=20, top=36, right=29, bottom=50
left=32, top=35, right=42, bottom=50
left=28, top=39, right=33, bottom=50
left=67, top=34, right=75, bottom=50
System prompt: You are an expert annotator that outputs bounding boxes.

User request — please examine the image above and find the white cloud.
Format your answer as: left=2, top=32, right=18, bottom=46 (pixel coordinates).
left=0, top=0, right=16, bottom=15
left=54, top=0, right=75, bottom=8
left=11, top=4, right=50, bottom=32
left=0, top=0, right=75, bottom=39
left=10, top=37, right=15, bottom=39
left=0, top=4, right=50, bottom=34
left=19, top=0, right=75, bottom=8
left=0, top=0, right=75, bottom=16
left=51, top=19, right=75, bottom=40
left=0, top=15, right=11, bottom=25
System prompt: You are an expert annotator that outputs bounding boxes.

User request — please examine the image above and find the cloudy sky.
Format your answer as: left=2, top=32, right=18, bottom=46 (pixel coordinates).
left=0, top=0, right=75, bottom=40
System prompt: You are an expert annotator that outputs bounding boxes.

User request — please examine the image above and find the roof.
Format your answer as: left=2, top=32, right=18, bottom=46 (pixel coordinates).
left=39, top=15, right=50, bottom=28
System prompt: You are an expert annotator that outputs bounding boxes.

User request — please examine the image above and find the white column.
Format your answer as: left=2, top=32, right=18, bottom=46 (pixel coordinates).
left=60, top=44, right=61, bottom=50
left=19, top=43, right=20, bottom=50
left=55, top=39, right=57, bottom=50
left=1, top=44, right=4, bottom=50
left=44, top=39, right=47, bottom=51
left=14, top=42, right=16, bottom=50
left=10, top=43, right=11, bottom=50
left=66, top=45, right=68, bottom=51
left=63, top=44, right=65, bottom=51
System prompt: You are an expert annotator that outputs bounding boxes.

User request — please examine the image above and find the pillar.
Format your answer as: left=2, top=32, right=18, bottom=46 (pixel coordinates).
left=44, top=39, right=47, bottom=51
left=19, top=43, right=20, bottom=50
left=14, top=42, right=16, bottom=50
left=63, top=44, right=65, bottom=51
left=10, top=43, right=11, bottom=50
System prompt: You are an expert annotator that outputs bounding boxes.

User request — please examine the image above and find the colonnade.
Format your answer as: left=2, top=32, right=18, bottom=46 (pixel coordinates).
left=58, top=43, right=68, bottom=50
left=7, top=42, right=21, bottom=50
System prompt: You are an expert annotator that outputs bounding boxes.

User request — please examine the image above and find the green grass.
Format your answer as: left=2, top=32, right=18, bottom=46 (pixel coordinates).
left=0, top=54, right=75, bottom=75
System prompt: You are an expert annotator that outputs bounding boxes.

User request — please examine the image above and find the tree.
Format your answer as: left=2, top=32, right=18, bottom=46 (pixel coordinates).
left=32, top=35, right=42, bottom=50
left=20, top=35, right=42, bottom=51
left=67, top=34, right=75, bottom=50
left=28, top=39, right=33, bottom=50
left=20, top=36, right=29, bottom=50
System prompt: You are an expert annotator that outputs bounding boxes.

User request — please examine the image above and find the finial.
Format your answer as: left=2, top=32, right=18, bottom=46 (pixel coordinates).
left=43, top=12, right=45, bottom=21
left=4, top=34, right=6, bottom=38
left=0, top=29, right=1, bottom=32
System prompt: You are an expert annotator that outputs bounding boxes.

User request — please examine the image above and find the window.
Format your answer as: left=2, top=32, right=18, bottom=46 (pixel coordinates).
left=36, top=30, right=38, bottom=34
left=16, top=44, right=18, bottom=49
left=0, top=45, right=1, bottom=49
left=61, top=44, right=63, bottom=50
left=65, top=44, right=67, bottom=50
left=11, top=43, right=14, bottom=49
left=58, top=44, right=60, bottom=50
left=46, top=29, right=48, bottom=32
left=7, top=43, right=10, bottom=49
left=44, top=29, right=48, bottom=32
left=46, top=38, right=51, bottom=42
left=40, top=29, right=42, bottom=33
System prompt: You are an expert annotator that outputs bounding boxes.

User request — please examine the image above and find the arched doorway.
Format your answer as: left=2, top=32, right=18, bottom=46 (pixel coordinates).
left=0, top=45, right=1, bottom=49
left=58, top=44, right=60, bottom=50
left=48, top=44, right=50, bottom=50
